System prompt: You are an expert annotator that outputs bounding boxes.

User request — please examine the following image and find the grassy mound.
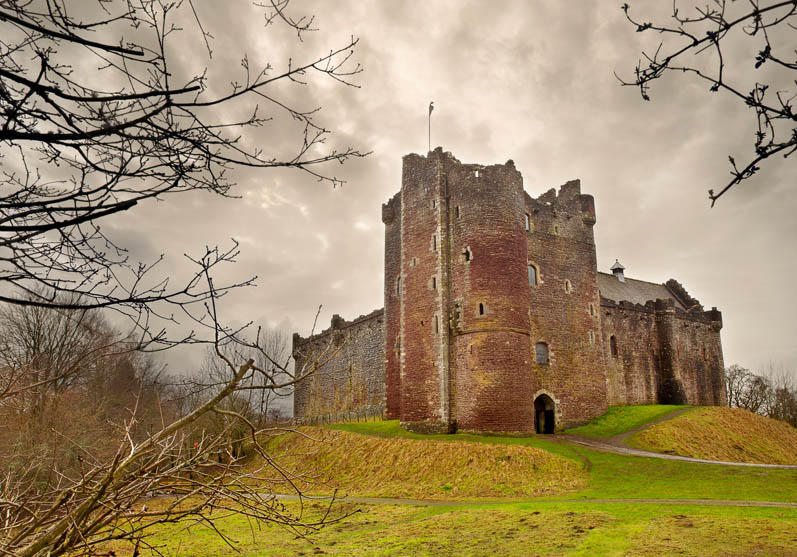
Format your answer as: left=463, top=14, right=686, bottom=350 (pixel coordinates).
left=265, top=427, right=585, bottom=499
left=628, top=407, right=797, bottom=465
left=564, top=405, right=690, bottom=438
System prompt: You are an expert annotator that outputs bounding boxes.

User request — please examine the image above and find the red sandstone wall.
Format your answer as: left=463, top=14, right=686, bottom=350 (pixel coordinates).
left=292, top=310, right=385, bottom=419
left=446, top=158, right=534, bottom=432
left=382, top=194, right=402, bottom=418
left=398, top=152, right=450, bottom=430
left=524, top=181, right=608, bottom=429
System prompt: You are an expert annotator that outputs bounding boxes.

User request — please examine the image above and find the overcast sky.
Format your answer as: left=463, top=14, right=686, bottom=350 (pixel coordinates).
left=105, top=1, right=796, bottom=376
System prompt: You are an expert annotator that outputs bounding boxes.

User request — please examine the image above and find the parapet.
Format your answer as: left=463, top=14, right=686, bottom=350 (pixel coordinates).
left=381, top=192, right=400, bottom=224
left=293, top=307, right=385, bottom=350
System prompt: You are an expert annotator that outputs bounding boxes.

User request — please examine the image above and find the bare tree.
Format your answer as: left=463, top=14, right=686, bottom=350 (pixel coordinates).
left=0, top=294, right=349, bottom=556
left=725, top=363, right=753, bottom=408
left=619, top=1, right=796, bottom=206
left=724, top=362, right=797, bottom=427
left=0, top=0, right=366, bottom=334
left=1, top=0, right=365, bottom=553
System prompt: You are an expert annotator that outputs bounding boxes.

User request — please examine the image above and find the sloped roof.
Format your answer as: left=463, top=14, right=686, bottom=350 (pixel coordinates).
left=597, top=272, right=685, bottom=309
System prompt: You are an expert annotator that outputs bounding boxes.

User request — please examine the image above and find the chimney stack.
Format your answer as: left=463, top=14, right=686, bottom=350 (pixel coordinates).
left=611, top=259, right=626, bottom=283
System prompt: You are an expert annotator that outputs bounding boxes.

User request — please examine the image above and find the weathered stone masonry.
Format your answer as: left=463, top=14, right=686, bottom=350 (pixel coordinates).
left=293, top=149, right=727, bottom=432
left=292, top=309, right=385, bottom=420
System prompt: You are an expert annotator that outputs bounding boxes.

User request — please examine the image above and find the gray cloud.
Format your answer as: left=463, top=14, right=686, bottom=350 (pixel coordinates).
left=100, top=1, right=795, bottom=376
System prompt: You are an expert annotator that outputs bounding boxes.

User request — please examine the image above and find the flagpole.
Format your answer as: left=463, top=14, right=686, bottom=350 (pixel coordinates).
left=428, top=101, right=434, bottom=153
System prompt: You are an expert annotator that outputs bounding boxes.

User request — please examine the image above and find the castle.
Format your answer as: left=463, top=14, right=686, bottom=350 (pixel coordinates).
left=293, top=149, right=727, bottom=433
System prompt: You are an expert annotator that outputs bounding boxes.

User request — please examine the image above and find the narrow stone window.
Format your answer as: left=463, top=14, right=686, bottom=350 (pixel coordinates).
left=434, top=315, right=439, bottom=334
left=432, top=276, right=437, bottom=290
left=610, top=335, right=618, bottom=357
left=433, top=235, right=437, bottom=250
left=478, top=302, right=485, bottom=316
left=396, top=276, right=401, bottom=296
left=464, top=248, right=471, bottom=262
left=432, top=198, right=436, bottom=208
left=553, top=224, right=559, bottom=235
left=588, top=330, right=595, bottom=345
left=589, top=303, right=596, bottom=316
left=528, top=264, right=537, bottom=286
left=564, top=279, right=572, bottom=293
left=474, top=169, right=480, bottom=178
left=535, top=342, right=549, bottom=365
left=525, top=213, right=531, bottom=231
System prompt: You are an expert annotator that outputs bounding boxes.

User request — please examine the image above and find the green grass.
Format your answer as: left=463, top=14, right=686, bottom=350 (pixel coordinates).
left=263, top=426, right=585, bottom=499
left=100, top=419, right=797, bottom=555
left=331, top=420, right=797, bottom=503
left=629, top=407, right=797, bottom=465
left=564, top=404, right=691, bottom=438
left=106, top=500, right=797, bottom=556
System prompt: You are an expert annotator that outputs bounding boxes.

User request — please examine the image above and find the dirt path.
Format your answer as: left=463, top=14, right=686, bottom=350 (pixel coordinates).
left=558, top=435, right=797, bottom=468
left=274, top=493, right=797, bottom=509
left=608, top=407, right=693, bottom=446
left=557, top=407, right=797, bottom=469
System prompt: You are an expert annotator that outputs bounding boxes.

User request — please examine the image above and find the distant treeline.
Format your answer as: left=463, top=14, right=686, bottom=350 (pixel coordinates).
left=725, top=364, right=797, bottom=427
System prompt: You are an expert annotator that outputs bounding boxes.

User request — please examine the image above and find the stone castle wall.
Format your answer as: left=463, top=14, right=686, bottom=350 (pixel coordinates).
left=601, top=296, right=726, bottom=407
left=292, top=309, right=385, bottom=418
left=523, top=181, right=609, bottom=428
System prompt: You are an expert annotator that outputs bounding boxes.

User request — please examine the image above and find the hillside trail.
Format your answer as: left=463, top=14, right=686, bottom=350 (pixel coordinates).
left=556, top=407, right=797, bottom=470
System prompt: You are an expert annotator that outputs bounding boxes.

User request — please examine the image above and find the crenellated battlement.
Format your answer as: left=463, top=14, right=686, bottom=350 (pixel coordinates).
left=292, top=308, right=384, bottom=350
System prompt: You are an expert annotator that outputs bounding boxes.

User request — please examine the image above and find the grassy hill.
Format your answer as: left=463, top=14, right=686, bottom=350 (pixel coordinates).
left=628, top=407, right=797, bottom=465
left=110, top=419, right=797, bottom=556
left=564, top=404, right=690, bottom=438
left=263, top=426, right=585, bottom=499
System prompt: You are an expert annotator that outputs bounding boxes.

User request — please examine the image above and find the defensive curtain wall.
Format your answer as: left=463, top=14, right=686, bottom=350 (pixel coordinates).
left=292, top=149, right=726, bottom=432
left=292, top=309, right=385, bottom=423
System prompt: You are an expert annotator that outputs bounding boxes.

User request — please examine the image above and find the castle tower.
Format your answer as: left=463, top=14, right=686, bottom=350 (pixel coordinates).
left=384, top=148, right=535, bottom=432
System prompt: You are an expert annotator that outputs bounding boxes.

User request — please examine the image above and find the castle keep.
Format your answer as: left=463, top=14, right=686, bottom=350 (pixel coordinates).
left=293, top=149, right=727, bottom=433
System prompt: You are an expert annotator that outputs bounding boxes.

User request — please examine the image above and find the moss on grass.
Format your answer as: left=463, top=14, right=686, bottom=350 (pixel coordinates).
left=628, top=406, right=797, bottom=465
left=106, top=500, right=797, bottom=556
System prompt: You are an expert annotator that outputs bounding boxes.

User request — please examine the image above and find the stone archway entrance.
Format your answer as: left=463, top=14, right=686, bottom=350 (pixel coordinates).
left=534, top=394, right=555, bottom=434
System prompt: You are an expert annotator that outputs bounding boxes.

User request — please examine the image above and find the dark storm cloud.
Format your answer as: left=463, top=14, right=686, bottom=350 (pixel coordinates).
left=104, top=1, right=794, bottom=375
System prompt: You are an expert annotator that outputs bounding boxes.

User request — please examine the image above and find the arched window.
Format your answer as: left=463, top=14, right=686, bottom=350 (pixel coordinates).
left=564, top=279, right=572, bottom=293
left=528, top=264, right=537, bottom=286
left=478, top=302, right=485, bottom=316
left=525, top=213, right=531, bottom=231
left=610, top=335, right=618, bottom=357
left=535, top=342, right=549, bottom=365
left=464, top=248, right=471, bottom=262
